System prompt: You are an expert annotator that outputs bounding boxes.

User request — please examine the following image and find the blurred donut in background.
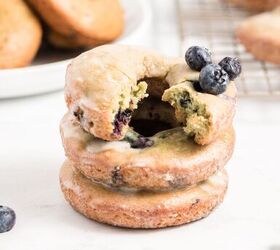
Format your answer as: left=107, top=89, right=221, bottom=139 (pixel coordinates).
left=0, top=0, right=124, bottom=68
left=225, top=0, right=280, bottom=12
left=27, top=0, right=124, bottom=48
left=0, top=0, right=42, bottom=69
left=47, top=30, right=105, bottom=49
left=237, top=8, right=280, bottom=65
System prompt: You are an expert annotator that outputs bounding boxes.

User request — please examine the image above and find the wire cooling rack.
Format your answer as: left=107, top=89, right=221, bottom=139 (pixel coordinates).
left=176, top=0, right=280, bottom=96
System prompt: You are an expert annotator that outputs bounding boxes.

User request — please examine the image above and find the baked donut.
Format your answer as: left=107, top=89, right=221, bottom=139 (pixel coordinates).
left=225, top=0, right=280, bottom=12
left=60, top=160, right=228, bottom=229
left=47, top=30, right=104, bottom=49
left=27, top=0, right=124, bottom=48
left=65, top=45, right=237, bottom=145
left=237, top=8, right=280, bottom=65
left=60, top=112, right=235, bottom=191
left=0, top=0, right=42, bottom=68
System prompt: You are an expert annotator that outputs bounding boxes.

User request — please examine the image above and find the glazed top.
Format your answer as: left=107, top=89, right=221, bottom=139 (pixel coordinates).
left=65, top=45, right=236, bottom=142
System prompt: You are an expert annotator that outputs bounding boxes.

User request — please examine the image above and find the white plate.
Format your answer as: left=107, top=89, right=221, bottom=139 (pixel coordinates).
left=0, top=0, right=152, bottom=99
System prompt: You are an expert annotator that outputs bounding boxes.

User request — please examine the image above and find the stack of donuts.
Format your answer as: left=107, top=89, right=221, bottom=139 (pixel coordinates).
left=59, top=45, right=240, bottom=228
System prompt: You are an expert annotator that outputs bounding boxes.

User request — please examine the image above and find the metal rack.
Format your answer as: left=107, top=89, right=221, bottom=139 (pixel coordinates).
left=176, top=0, right=280, bottom=96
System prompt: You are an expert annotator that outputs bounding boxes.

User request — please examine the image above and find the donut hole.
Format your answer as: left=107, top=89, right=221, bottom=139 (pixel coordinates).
left=143, top=78, right=170, bottom=98
left=114, top=78, right=171, bottom=138
left=129, top=98, right=179, bottom=137
left=130, top=119, right=173, bottom=137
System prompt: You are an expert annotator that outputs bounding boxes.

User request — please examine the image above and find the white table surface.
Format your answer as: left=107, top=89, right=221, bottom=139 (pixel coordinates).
left=1, top=1, right=280, bottom=249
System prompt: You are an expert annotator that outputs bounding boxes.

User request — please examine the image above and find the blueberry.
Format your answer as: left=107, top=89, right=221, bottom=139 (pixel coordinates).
left=192, top=81, right=204, bottom=93
left=73, top=106, right=84, bottom=122
left=179, top=97, right=190, bottom=108
left=219, top=57, right=242, bottom=80
left=0, top=206, right=16, bottom=233
left=113, top=109, right=132, bottom=135
left=185, top=46, right=212, bottom=71
left=199, top=64, right=229, bottom=95
left=130, top=136, right=154, bottom=149
left=124, top=130, right=154, bottom=149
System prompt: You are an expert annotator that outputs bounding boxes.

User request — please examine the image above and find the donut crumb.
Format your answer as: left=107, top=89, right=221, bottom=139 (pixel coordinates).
left=130, top=81, right=148, bottom=109
left=162, top=82, right=210, bottom=142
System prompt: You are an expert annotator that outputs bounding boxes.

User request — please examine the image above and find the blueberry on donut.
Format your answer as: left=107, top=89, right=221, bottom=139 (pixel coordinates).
left=65, top=45, right=237, bottom=145
left=59, top=45, right=241, bottom=227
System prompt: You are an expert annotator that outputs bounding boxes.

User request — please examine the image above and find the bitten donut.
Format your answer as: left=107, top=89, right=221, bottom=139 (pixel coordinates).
left=27, top=0, right=124, bottom=48
left=60, top=160, right=228, bottom=229
left=60, top=112, right=235, bottom=191
left=162, top=81, right=236, bottom=145
left=0, top=0, right=42, bottom=69
left=225, top=0, right=280, bottom=12
left=237, top=8, right=280, bottom=65
left=65, top=45, right=237, bottom=145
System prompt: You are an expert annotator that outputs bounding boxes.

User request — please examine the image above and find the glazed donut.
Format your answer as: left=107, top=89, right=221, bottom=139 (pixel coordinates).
left=60, top=160, right=228, bottom=228
left=65, top=45, right=237, bottom=145
left=60, top=112, right=235, bottom=191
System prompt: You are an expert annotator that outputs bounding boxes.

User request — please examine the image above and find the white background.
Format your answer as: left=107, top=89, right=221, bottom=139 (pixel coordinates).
left=1, top=1, right=280, bottom=249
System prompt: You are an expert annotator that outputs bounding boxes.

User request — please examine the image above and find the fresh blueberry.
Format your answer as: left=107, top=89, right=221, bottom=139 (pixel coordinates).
left=0, top=206, right=16, bottom=233
left=185, top=46, right=212, bottom=71
left=219, top=57, right=242, bottom=80
left=192, top=81, right=204, bottom=93
left=199, top=64, right=229, bottom=95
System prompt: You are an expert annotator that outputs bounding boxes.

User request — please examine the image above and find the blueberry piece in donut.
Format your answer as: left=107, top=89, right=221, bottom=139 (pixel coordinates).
left=73, top=106, right=84, bottom=122
left=113, top=109, right=132, bottom=136
left=124, top=129, right=154, bottom=149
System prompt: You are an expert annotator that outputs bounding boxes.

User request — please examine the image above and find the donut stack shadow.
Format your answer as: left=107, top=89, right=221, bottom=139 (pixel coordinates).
left=59, top=45, right=237, bottom=229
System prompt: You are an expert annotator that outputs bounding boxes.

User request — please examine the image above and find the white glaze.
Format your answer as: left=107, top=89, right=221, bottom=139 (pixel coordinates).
left=86, top=140, right=131, bottom=153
